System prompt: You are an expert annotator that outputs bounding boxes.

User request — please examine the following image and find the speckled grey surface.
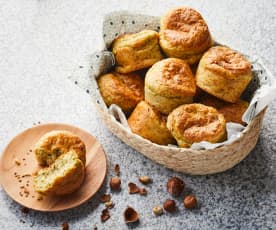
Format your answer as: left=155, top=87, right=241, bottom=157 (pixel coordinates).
left=0, top=0, right=275, bottom=229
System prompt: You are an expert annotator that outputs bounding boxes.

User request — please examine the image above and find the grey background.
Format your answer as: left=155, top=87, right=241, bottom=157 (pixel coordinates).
left=0, top=0, right=275, bottom=229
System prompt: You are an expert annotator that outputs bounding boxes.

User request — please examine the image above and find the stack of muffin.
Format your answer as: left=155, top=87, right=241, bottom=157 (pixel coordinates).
left=98, top=7, right=252, bottom=148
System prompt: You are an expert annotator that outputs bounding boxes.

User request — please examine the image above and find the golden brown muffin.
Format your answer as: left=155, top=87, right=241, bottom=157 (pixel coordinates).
left=34, top=130, right=86, bottom=166
left=128, top=101, right=175, bottom=145
left=98, top=71, right=144, bottom=114
left=198, top=93, right=249, bottom=124
left=167, top=103, right=226, bottom=147
left=196, top=46, right=252, bottom=103
left=112, top=30, right=163, bottom=73
left=33, top=150, right=85, bottom=195
left=145, top=58, right=196, bottom=114
left=159, top=7, right=213, bottom=64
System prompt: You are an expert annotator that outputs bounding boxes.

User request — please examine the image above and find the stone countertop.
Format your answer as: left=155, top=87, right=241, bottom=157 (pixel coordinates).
left=0, top=0, right=275, bottom=229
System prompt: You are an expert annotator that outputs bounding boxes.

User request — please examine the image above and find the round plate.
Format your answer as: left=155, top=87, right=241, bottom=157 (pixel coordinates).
left=0, top=123, right=107, bottom=212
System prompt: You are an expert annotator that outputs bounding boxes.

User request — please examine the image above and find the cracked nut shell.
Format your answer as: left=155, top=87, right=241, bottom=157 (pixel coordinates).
left=124, top=206, right=139, bottom=223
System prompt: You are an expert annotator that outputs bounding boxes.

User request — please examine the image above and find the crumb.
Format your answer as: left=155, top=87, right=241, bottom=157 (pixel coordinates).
left=14, top=158, right=21, bottom=166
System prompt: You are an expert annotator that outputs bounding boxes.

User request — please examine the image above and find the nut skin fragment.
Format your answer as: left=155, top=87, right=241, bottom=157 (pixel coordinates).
left=99, top=194, right=111, bottom=203
left=152, top=206, right=163, bottom=216
left=114, top=164, right=120, bottom=176
left=139, top=188, right=147, bottom=196
left=167, top=177, right=185, bottom=197
left=14, top=158, right=21, bottom=166
left=183, top=195, right=197, bottom=209
left=62, top=222, right=69, bottom=230
left=163, top=199, right=176, bottom=212
left=128, top=183, right=140, bottom=194
left=138, top=176, right=152, bottom=185
left=124, top=206, right=139, bottom=223
left=109, top=177, right=121, bottom=190
left=101, top=208, right=110, bottom=222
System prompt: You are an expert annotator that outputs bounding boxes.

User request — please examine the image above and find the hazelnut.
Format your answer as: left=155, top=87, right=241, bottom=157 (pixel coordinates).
left=163, top=199, right=176, bottom=212
left=139, top=176, right=152, bottom=184
left=167, top=177, right=184, bottom=197
left=105, top=201, right=114, bottom=209
left=124, top=206, right=139, bottom=223
left=109, top=177, right=121, bottom=190
left=152, top=206, right=163, bottom=216
left=183, top=195, right=197, bottom=209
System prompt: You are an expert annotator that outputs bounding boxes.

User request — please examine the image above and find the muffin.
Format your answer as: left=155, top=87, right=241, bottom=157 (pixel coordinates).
left=34, top=130, right=86, bottom=166
left=112, top=30, right=163, bottom=73
left=159, top=7, right=213, bottom=64
left=145, top=58, right=196, bottom=114
left=198, top=93, right=249, bottom=124
left=33, top=150, right=85, bottom=195
left=196, top=46, right=252, bottom=103
left=128, top=101, right=175, bottom=145
left=167, top=104, right=226, bottom=147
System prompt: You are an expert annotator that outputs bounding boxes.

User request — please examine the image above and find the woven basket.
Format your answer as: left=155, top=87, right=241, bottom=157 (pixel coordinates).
left=94, top=101, right=265, bottom=175
left=69, top=12, right=272, bottom=175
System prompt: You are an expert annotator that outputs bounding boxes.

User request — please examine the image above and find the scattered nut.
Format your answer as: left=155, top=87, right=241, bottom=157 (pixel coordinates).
left=139, top=176, right=152, bottom=185
left=167, top=177, right=184, bottom=197
left=152, top=206, right=163, bottom=216
left=62, top=222, right=69, bottom=230
left=109, top=177, right=121, bottom=190
left=139, top=188, right=147, bottom=196
left=99, top=194, right=111, bottom=203
left=124, top=206, right=139, bottom=223
left=101, top=208, right=110, bottom=222
left=105, top=201, right=114, bottom=209
left=114, top=164, right=120, bottom=176
left=163, top=199, right=176, bottom=212
left=14, top=158, right=21, bottom=166
left=183, top=195, right=197, bottom=209
left=128, top=183, right=139, bottom=194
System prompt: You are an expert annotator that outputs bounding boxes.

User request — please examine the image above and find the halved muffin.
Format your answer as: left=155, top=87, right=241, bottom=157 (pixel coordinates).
left=33, top=150, right=85, bottom=195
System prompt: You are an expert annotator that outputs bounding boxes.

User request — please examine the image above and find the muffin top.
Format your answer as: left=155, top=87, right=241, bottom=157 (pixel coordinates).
left=203, top=46, right=252, bottom=77
left=145, top=58, right=196, bottom=97
left=160, top=7, right=212, bottom=52
left=167, top=103, right=226, bottom=145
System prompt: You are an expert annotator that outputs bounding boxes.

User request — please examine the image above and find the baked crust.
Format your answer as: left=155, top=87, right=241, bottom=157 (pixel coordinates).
left=198, top=92, right=249, bottom=124
left=167, top=103, right=226, bottom=147
left=160, top=7, right=212, bottom=64
left=145, top=58, right=196, bottom=114
left=128, top=101, right=175, bottom=145
left=196, top=46, right=252, bottom=103
left=34, top=130, right=86, bottom=166
left=112, top=30, right=163, bottom=73
left=98, top=72, right=144, bottom=114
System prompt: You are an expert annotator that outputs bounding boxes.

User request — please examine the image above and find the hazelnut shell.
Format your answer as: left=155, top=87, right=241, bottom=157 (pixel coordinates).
left=124, top=206, right=139, bottom=223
